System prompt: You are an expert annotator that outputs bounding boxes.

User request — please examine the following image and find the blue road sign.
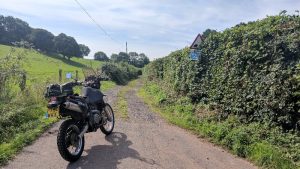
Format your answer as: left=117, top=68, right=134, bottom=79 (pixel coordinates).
left=66, top=72, right=72, bottom=79
left=190, top=50, right=201, bottom=60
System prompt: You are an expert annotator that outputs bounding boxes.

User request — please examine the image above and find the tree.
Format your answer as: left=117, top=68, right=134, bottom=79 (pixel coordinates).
left=0, top=16, right=5, bottom=41
left=138, top=53, right=150, bottom=65
left=110, top=52, right=130, bottom=63
left=129, top=52, right=138, bottom=57
left=127, top=52, right=150, bottom=68
left=0, top=15, right=89, bottom=59
left=110, top=53, right=119, bottom=61
left=94, top=51, right=109, bottom=61
left=79, top=44, right=90, bottom=57
left=27, top=28, right=55, bottom=52
left=202, top=29, right=217, bottom=39
left=135, top=53, right=150, bottom=68
left=118, top=52, right=130, bottom=62
left=0, top=15, right=31, bottom=44
left=129, top=52, right=138, bottom=65
left=53, top=33, right=81, bottom=59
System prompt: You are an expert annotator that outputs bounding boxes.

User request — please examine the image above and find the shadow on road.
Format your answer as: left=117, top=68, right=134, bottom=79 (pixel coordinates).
left=66, top=132, right=157, bottom=169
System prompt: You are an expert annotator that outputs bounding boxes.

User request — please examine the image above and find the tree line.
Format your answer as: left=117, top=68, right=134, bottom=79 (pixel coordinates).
left=94, top=51, right=150, bottom=68
left=0, top=15, right=90, bottom=59
left=0, top=15, right=150, bottom=67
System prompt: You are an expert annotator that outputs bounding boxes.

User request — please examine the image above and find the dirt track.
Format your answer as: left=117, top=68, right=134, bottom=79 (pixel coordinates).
left=2, top=80, right=257, bottom=169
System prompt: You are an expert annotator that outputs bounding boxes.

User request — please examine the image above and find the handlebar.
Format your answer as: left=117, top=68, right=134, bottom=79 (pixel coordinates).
left=63, top=80, right=96, bottom=87
left=62, top=75, right=106, bottom=89
left=62, top=80, right=82, bottom=88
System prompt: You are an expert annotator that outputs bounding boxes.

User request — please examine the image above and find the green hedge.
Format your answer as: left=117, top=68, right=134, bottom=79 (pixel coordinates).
left=139, top=82, right=300, bottom=168
left=101, top=62, right=141, bottom=85
left=144, top=13, right=300, bottom=129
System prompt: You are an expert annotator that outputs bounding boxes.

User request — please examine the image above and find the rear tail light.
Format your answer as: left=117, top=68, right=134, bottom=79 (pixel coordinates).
left=49, top=96, right=57, bottom=102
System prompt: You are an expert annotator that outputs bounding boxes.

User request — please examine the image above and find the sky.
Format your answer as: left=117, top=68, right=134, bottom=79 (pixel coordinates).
left=0, top=0, right=299, bottom=60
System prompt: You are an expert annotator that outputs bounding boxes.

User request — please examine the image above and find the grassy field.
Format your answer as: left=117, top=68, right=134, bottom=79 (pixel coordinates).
left=0, top=45, right=102, bottom=82
left=0, top=44, right=116, bottom=90
left=0, top=44, right=116, bottom=165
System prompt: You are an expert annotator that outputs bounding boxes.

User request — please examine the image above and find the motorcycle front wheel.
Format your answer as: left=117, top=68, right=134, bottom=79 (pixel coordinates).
left=100, top=103, right=115, bottom=135
left=57, top=119, right=84, bottom=162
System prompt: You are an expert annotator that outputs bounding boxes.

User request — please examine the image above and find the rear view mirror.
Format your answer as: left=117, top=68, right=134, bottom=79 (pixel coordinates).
left=66, top=73, right=72, bottom=79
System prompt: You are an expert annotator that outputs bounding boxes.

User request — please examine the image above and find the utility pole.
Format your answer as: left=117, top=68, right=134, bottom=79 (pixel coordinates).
left=126, top=41, right=128, bottom=54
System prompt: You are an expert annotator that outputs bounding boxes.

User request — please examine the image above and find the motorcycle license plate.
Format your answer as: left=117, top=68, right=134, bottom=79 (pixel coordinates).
left=47, top=108, right=59, bottom=118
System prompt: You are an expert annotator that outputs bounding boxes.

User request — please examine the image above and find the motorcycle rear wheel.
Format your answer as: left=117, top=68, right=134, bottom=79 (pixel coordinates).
left=100, top=103, right=115, bottom=135
left=57, top=119, right=85, bottom=162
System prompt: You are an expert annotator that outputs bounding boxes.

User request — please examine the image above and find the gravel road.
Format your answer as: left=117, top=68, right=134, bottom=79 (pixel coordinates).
left=2, top=81, right=257, bottom=169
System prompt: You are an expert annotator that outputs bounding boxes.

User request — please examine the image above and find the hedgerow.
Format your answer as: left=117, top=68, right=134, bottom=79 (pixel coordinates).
left=0, top=48, right=58, bottom=165
left=101, top=62, right=141, bottom=85
left=138, top=82, right=300, bottom=168
left=144, top=13, right=300, bottom=129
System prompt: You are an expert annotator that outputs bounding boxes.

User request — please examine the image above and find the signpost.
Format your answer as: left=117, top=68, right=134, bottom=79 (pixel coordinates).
left=66, top=72, right=72, bottom=79
left=189, top=34, right=204, bottom=61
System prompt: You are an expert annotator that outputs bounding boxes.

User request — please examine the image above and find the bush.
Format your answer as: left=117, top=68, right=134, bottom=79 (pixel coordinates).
left=0, top=48, right=58, bottom=165
left=0, top=48, right=47, bottom=144
left=101, top=62, right=140, bottom=85
left=139, top=81, right=299, bottom=168
left=142, top=81, right=300, bottom=167
left=144, top=13, right=300, bottom=129
left=0, top=48, right=26, bottom=99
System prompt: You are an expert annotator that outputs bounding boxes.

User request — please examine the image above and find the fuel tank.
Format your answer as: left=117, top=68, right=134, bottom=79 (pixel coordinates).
left=81, top=87, right=104, bottom=104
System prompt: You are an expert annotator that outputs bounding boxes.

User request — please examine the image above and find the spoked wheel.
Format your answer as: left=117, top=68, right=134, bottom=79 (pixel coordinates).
left=100, top=103, right=115, bottom=135
left=57, top=119, right=84, bottom=162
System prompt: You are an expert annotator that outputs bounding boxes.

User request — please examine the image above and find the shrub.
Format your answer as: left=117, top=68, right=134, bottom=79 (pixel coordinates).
left=140, top=81, right=300, bottom=168
left=0, top=48, right=26, bottom=100
left=101, top=62, right=140, bottom=85
left=0, top=48, right=50, bottom=144
left=144, top=13, right=300, bottom=129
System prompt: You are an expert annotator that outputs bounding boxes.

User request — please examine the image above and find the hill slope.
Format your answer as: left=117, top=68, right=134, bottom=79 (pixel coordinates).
left=0, top=44, right=102, bottom=82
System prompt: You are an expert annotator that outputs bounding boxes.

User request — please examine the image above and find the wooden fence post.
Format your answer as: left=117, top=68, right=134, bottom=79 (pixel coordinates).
left=59, top=69, right=62, bottom=82
left=75, top=70, right=78, bottom=80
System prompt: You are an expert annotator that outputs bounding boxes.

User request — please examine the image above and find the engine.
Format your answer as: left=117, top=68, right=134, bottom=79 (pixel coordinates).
left=89, top=109, right=101, bottom=130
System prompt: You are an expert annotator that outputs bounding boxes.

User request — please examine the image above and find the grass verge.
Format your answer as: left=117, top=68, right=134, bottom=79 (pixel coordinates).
left=101, top=81, right=116, bottom=92
left=0, top=80, right=114, bottom=166
left=137, top=81, right=298, bottom=169
left=0, top=116, right=58, bottom=166
left=115, top=80, right=138, bottom=119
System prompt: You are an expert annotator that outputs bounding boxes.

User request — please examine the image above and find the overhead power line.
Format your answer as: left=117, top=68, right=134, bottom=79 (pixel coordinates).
left=73, top=0, right=123, bottom=49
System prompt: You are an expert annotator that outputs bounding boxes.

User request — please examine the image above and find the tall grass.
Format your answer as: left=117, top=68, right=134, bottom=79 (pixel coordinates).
left=138, top=81, right=299, bottom=169
left=115, top=80, right=138, bottom=119
left=0, top=44, right=103, bottom=82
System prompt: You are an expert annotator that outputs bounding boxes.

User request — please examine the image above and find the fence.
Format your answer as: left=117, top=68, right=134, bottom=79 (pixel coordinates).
left=58, top=69, right=79, bottom=82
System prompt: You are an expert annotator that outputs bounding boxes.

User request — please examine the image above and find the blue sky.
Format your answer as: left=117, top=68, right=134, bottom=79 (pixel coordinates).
left=0, top=0, right=299, bottom=59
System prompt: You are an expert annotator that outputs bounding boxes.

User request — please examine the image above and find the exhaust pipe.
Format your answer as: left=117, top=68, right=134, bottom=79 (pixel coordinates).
left=63, top=102, right=82, bottom=113
left=78, top=124, right=88, bottom=139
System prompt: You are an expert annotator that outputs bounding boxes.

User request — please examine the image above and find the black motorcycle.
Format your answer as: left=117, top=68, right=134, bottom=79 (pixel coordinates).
left=45, top=75, right=114, bottom=162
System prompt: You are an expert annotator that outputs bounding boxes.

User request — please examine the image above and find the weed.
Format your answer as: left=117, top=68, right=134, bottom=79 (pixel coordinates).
left=115, top=80, right=137, bottom=119
left=138, top=81, right=298, bottom=169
